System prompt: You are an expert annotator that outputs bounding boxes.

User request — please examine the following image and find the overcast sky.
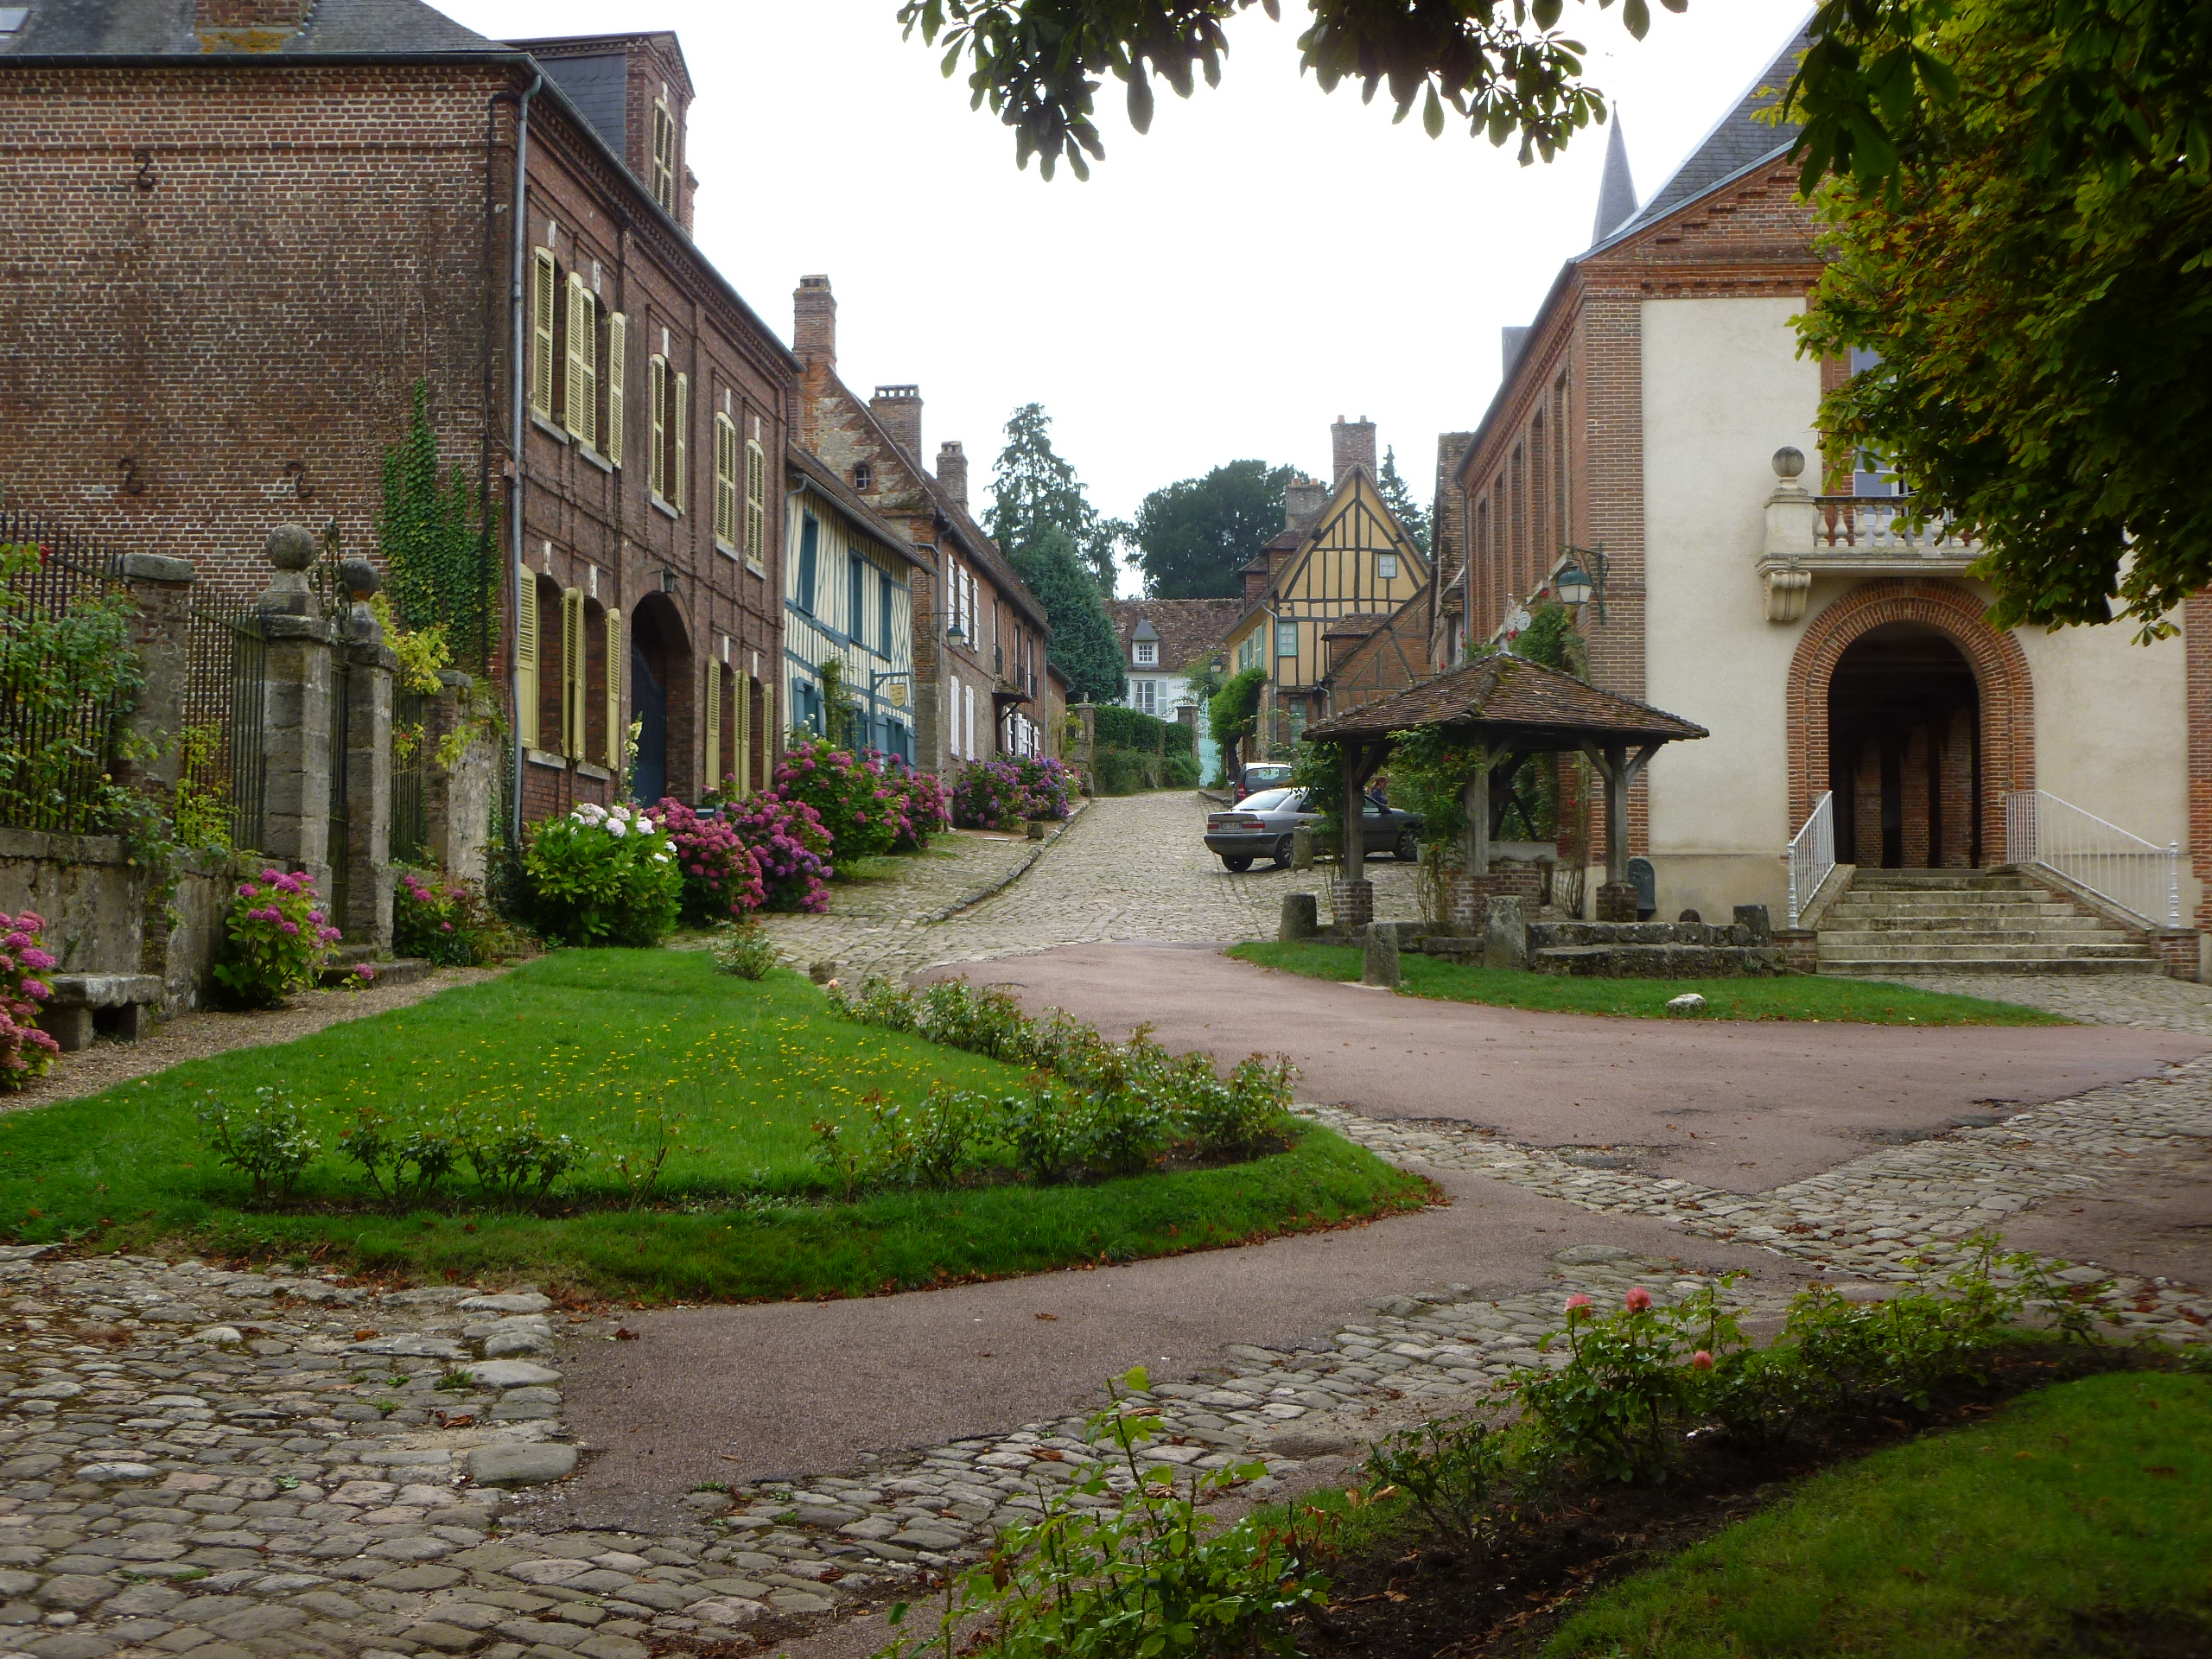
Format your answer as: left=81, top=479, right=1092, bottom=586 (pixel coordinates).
left=438, top=0, right=1808, bottom=592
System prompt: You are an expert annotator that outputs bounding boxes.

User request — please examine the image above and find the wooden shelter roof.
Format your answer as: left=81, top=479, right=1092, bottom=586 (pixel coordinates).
left=1304, top=652, right=1707, bottom=747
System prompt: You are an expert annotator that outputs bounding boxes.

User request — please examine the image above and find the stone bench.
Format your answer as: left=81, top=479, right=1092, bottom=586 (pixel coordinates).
left=41, top=974, right=164, bottom=1050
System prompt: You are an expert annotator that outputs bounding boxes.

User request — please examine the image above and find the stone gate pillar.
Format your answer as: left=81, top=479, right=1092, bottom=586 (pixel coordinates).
left=340, top=561, right=395, bottom=953
left=253, top=526, right=334, bottom=887
left=113, top=553, right=197, bottom=800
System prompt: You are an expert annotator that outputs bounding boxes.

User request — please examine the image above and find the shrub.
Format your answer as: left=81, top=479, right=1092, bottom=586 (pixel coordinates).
left=0, top=543, right=149, bottom=837
left=722, top=792, right=834, bottom=912
left=522, top=802, right=682, bottom=946
left=885, top=1368, right=1333, bottom=1659
left=657, top=798, right=766, bottom=925
left=213, top=869, right=343, bottom=1008
left=950, top=754, right=1078, bottom=829
left=880, top=760, right=952, bottom=852
left=774, top=737, right=898, bottom=861
left=462, top=1110, right=587, bottom=1202
left=198, top=1086, right=321, bottom=1201
left=1090, top=747, right=1150, bottom=796
left=335, top=1102, right=463, bottom=1207
left=1365, top=1411, right=1520, bottom=1560
left=0, top=912, right=60, bottom=1092
left=393, top=869, right=501, bottom=966
left=709, top=919, right=779, bottom=980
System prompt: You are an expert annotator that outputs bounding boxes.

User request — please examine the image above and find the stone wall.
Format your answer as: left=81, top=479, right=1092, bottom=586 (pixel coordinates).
left=0, top=831, right=238, bottom=1016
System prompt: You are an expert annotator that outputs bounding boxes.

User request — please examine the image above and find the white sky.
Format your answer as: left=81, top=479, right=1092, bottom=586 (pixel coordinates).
left=436, top=0, right=1808, bottom=592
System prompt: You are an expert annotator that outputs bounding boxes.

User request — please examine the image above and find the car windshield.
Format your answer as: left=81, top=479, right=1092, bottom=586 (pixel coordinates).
left=1239, top=789, right=1300, bottom=812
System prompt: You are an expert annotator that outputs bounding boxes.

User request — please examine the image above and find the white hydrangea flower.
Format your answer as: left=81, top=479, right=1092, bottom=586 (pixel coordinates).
left=608, top=819, right=630, bottom=838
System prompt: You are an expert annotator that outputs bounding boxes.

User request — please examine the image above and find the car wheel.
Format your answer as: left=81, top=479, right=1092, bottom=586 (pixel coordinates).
left=1395, top=830, right=1420, bottom=862
left=1222, top=855, right=1254, bottom=873
left=1271, top=835, right=1294, bottom=868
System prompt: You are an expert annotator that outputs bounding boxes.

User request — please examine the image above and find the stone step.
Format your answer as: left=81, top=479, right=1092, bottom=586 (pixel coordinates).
left=1531, top=944, right=1783, bottom=979
left=316, top=956, right=434, bottom=988
left=1820, top=956, right=2164, bottom=976
left=1819, top=928, right=2132, bottom=948
left=1818, top=940, right=2158, bottom=963
left=1823, top=893, right=2080, bottom=911
left=1818, top=911, right=2114, bottom=930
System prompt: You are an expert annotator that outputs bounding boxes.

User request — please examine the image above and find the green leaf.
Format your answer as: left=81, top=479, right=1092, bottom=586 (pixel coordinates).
left=1127, top=63, right=1155, bottom=134
left=1422, top=82, right=1445, bottom=138
left=1621, top=0, right=1650, bottom=39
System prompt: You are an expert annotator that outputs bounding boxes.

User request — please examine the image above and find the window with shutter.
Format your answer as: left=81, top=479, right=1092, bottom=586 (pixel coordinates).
left=713, top=415, right=738, bottom=546
left=848, top=553, right=865, bottom=646
left=530, top=251, right=557, bottom=422
left=605, top=608, right=623, bottom=772
left=733, top=671, right=751, bottom=798
left=744, top=439, right=766, bottom=569
left=797, top=513, right=818, bottom=613
left=649, top=356, right=667, bottom=501
left=564, top=276, right=597, bottom=448
left=704, top=662, right=721, bottom=792
left=561, top=588, right=585, bottom=758
left=515, top=575, right=540, bottom=748
left=652, top=101, right=677, bottom=213
left=672, top=373, right=689, bottom=513
left=605, top=314, right=626, bottom=467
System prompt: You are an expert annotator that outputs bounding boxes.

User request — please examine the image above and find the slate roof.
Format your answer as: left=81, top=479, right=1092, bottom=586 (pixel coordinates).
left=1109, top=597, right=1241, bottom=675
left=3, top=0, right=501, bottom=55
left=1306, top=652, right=1707, bottom=746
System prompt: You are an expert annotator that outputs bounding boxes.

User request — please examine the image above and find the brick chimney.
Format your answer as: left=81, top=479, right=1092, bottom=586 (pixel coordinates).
left=1243, top=563, right=1271, bottom=605
left=794, top=275, right=836, bottom=366
left=872, top=385, right=922, bottom=462
left=196, top=0, right=310, bottom=41
left=1332, top=416, right=1376, bottom=486
left=936, top=441, right=968, bottom=509
left=1284, top=476, right=1327, bottom=531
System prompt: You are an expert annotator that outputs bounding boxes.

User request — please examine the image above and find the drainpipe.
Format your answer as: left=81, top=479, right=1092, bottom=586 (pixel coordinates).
left=506, top=71, right=543, bottom=842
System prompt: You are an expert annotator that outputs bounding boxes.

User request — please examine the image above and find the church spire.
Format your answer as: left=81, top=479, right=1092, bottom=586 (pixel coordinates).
left=1591, top=115, right=1637, bottom=245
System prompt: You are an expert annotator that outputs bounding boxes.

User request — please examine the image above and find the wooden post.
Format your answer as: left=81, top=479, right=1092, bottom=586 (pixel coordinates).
left=1604, top=743, right=1629, bottom=887
left=1460, top=743, right=1491, bottom=877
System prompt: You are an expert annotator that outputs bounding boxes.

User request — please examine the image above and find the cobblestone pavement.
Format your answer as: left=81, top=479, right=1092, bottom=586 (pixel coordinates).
left=1885, top=971, right=2212, bottom=1035
left=757, top=792, right=1420, bottom=982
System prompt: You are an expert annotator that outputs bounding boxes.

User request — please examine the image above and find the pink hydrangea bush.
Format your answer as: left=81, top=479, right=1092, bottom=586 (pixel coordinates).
left=0, top=912, right=60, bottom=1091
left=950, top=755, right=1077, bottom=830
left=213, top=869, right=342, bottom=1008
left=773, top=738, right=898, bottom=861
left=721, top=792, right=834, bottom=912
left=881, top=760, right=952, bottom=853
left=393, top=871, right=499, bottom=966
left=656, top=798, right=768, bottom=925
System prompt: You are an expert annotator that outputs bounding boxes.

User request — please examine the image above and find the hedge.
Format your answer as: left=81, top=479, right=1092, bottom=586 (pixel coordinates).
left=1091, top=747, right=1201, bottom=795
left=1092, top=704, right=1194, bottom=756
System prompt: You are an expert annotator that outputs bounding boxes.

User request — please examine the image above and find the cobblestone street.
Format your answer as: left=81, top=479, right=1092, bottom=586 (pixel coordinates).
left=758, top=791, right=1420, bottom=980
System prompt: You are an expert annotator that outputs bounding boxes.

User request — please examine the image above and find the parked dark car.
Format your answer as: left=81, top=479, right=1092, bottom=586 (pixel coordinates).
left=1232, top=763, right=1294, bottom=802
left=1203, top=787, right=1423, bottom=872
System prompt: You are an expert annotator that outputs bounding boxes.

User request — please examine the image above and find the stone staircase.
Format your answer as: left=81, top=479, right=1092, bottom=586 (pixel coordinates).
left=1815, top=868, right=2162, bottom=976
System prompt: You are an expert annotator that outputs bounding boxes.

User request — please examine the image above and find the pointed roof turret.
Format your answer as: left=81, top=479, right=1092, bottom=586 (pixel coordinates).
left=1591, top=116, right=1637, bottom=246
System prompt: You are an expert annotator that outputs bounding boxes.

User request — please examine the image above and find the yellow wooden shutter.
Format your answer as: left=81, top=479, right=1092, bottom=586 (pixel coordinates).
left=714, top=416, right=736, bottom=544
left=734, top=670, right=751, bottom=798
left=531, top=251, right=557, bottom=421
left=559, top=588, right=583, bottom=758
left=649, top=357, right=667, bottom=500
left=745, top=439, right=766, bottom=566
left=564, top=276, right=594, bottom=448
left=605, top=608, right=623, bottom=773
left=759, top=680, right=774, bottom=771
left=515, top=576, right=540, bottom=749
left=672, top=372, right=689, bottom=513
left=605, top=314, right=626, bottom=468
left=704, top=662, right=721, bottom=793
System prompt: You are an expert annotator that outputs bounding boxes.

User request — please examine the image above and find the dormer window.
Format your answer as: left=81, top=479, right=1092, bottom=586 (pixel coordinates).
left=853, top=461, right=873, bottom=493
left=651, top=100, right=677, bottom=213
left=1133, top=639, right=1158, bottom=666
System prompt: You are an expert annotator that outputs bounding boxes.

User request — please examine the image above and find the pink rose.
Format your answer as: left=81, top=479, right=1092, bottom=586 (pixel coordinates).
left=1624, top=1287, right=1652, bottom=1313
left=1565, top=1294, right=1592, bottom=1313
left=1691, top=1351, right=1713, bottom=1371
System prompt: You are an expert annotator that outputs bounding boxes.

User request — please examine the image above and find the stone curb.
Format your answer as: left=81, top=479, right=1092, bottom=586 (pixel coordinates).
left=920, top=805, right=1085, bottom=925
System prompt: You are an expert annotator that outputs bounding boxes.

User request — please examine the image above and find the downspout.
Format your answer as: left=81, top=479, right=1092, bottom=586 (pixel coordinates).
left=480, top=87, right=519, bottom=677
left=506, top=70, right=543, bottom=841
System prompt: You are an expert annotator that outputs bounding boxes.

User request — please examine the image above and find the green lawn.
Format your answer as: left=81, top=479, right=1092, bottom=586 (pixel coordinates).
left=1228, top=942, right=2067, bottom=1025
left=0, top=951, right=1426, bottom=1300
left=1541, top=1370, right=2212, bottom=1656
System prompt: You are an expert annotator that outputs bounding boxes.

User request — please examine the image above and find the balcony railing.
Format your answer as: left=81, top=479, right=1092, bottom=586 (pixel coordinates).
left=1814, top=495, right=1977, bottom=554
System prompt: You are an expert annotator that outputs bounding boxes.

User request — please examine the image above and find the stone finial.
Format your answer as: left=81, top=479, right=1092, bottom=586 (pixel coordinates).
left=257, top=524, right=320, bottom=616
left=340, top=558, right=379, bottom=600
left=266, top=524, right=319, bottom=570
left=1771, top=446, right=1807, bottom=483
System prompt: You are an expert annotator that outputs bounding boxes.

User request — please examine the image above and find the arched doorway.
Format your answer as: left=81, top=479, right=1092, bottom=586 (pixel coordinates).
left=1828, top=623, right=1979, bottom=868
left=628, top=594, right=691, bottom=805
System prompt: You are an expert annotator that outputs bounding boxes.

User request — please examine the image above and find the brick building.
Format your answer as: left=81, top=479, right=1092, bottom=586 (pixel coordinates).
left=1106, top=596, right=1240, bottom=779
left=1444, top=25, right=2206, bottom=965
left=1, top=0, right=793, bottom=830
left=789, top=275, right=1056, bottom=772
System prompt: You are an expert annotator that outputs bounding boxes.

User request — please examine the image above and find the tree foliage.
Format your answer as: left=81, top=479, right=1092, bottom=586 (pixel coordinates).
left=897, top=0, right=1683, bottom=181
left=1010, top=525, right=1128, bottom=703
left=1795, top=0, right=2212, bottom=635
left=987, top=403, right=1126, bottom=592
left=1206, top=665, right=1267, bottom=775
left=1376, top=446, right=1430, bottom=553
left=378, top=382, right=499, bottom=671
left=1129, top=461, right=1296, bottom=599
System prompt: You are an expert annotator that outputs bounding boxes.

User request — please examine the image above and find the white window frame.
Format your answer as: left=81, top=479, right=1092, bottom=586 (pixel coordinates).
left=1377, top=552, right=1398, bottom=582
left=1133, top=639, right=1158, bottom=666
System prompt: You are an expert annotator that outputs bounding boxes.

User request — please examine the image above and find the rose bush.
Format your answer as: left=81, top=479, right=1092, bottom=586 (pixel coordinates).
left=212, top=870, right=343, bottom=1008
left=656, top=798, right=767, bottom=925
left=0, top=911, right=60, bottom=1091
left=522, top=802, right=682, bottom=946
left=722, top=792, right=834, bottom=912
left=773, top=737, right=898, bottom=861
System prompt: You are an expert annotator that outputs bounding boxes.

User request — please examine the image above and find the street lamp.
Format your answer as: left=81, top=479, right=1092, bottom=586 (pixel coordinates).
left=1552, top=558, right=1594, bottom=608
left=1554, top=543, right=1609, bottom=622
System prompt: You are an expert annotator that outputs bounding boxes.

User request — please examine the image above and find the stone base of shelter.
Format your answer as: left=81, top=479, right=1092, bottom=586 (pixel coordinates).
left=1329, top=879, right=1375, bottom=931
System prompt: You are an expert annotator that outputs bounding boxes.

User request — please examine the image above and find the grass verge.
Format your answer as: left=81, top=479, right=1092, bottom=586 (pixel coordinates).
left=1227, top=941, right=2067, bottom=1025
left=0, top=950, right=1425, bottom=1300
left=1539, top=1370, right=2212, bottom=1657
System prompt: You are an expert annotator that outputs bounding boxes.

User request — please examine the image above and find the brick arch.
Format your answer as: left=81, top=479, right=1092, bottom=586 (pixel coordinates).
left=1787, top=580, right=2033, bottom=864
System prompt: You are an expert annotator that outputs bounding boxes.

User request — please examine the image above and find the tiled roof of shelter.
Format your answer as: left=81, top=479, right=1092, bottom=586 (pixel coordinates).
left=4, top=0, right=502, bottom=54
left=1306, top=652, right=1707, bottom=745
left=1109, top=597, right=1241, bottom=674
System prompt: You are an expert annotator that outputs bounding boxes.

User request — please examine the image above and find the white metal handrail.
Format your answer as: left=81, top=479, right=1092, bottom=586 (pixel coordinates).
left=2005, top=789, right=2179, bottom=929
left=1787, top=791, right=1835, bottom=929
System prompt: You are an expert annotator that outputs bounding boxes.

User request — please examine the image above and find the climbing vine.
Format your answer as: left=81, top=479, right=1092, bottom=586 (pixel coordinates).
left=378, top=382, right=499, bottom=672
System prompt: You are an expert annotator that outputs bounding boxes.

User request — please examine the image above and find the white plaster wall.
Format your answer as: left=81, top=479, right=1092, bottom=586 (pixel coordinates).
left=1640, top=296, right=1821, bottom=915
